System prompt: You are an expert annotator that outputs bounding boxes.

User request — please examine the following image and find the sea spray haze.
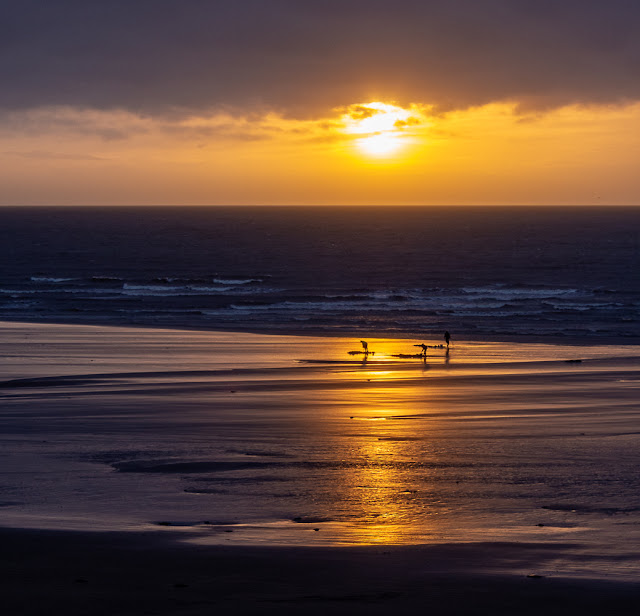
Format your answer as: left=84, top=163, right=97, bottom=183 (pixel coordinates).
left=1, top=206, right=639, bottom=340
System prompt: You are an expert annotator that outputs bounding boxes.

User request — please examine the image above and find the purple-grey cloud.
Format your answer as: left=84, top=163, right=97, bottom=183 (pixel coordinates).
left=3, top=150, right=106, bottom=161
left=1, top=0, right=639, bottom=117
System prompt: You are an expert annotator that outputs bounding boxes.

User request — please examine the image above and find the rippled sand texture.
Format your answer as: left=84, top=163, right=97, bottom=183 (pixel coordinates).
left=2, top=321, right=640, bottom=581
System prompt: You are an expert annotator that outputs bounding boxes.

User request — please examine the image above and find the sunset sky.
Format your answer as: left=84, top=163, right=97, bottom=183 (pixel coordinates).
left=2, top=0, right=639, bottom=205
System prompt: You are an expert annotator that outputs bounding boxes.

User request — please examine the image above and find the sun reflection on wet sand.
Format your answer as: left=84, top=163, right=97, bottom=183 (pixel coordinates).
left=334, top=431, right=432, bottom=544
left=305, top=376, right=448, bottom=545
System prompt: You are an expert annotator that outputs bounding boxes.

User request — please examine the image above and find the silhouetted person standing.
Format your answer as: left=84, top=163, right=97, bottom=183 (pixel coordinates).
left=444, top=331, right=451, bottom=347
left=360, top=340, right=369, bottom=354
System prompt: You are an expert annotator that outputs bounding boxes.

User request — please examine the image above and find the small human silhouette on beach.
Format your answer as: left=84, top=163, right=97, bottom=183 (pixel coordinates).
left=444, top=331, right=451, bottom=346
left=414, top=343, right=428, bottom=356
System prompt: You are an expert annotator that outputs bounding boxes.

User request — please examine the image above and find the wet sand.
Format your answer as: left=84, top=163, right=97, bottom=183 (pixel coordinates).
left=2, top=321, right=640, bottom=613
left=2, top=527, right=639, bottom=616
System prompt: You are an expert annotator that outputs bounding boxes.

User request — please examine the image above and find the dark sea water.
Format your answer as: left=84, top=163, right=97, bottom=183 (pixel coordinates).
left=1, top=206, right=639, bottom=341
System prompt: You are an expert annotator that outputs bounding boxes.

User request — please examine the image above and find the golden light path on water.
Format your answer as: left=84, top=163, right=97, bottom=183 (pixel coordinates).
left=313, top=362, right=449, bottom=545
left=336, top=411, right=436, bottom=545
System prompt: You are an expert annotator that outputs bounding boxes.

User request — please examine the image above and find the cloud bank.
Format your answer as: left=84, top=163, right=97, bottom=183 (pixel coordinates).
left=2, top=0, right=639, bottom=117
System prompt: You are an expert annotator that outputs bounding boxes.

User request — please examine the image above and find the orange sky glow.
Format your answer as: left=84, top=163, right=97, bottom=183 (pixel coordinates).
left=2, top=100, right=639, bottom=205
left=3, top=2, right=640, bottom=206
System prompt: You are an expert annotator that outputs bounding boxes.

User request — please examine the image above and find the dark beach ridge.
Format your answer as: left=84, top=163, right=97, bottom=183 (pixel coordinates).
left=2, top=527, right=639, bottom=616
left=1, top=321, right=640, bottom=613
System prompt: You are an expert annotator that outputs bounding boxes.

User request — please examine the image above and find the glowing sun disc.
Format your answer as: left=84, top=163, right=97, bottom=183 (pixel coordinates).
left=357, top=133, right=404, bottom=156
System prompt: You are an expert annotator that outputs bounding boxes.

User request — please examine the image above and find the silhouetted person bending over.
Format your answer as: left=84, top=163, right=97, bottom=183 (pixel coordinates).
left=414, top=343, right=428, bottom=356
left=360, top=340, right=369, bottom=354
left=444, top=331, right=451, bottom=347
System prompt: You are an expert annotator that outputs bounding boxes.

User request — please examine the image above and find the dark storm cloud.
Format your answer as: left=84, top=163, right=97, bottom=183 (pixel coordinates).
left=2, top=0, right=639, bottom=116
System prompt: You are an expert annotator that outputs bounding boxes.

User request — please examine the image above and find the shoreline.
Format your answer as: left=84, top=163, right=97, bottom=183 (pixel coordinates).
left=2, top=315, right=640, bottom=347
left=3, top=320, right=640, bottom=385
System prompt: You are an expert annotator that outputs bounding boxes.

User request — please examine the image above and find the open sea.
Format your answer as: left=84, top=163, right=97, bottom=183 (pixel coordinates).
left=2, top=205, right=639, bottom=341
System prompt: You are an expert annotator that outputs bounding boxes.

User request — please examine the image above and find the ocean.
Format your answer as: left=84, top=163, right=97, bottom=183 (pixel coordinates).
left=2, top=205, right=639, bottom=341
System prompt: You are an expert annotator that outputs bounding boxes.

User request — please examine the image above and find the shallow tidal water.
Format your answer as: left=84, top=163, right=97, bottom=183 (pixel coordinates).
left=2, top=322, right=640, bottom=580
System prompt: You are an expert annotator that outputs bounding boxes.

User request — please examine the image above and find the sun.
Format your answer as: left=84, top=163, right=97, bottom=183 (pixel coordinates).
left=341, top=102, right=423, bottom=158
left=357, top=133, right=404, bottom=156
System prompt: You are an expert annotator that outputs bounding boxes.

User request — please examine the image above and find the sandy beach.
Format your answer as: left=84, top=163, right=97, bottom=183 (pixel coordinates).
left=2, top=527, right=640, bottom=616
left=2, top=321, right=640, bottom=613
